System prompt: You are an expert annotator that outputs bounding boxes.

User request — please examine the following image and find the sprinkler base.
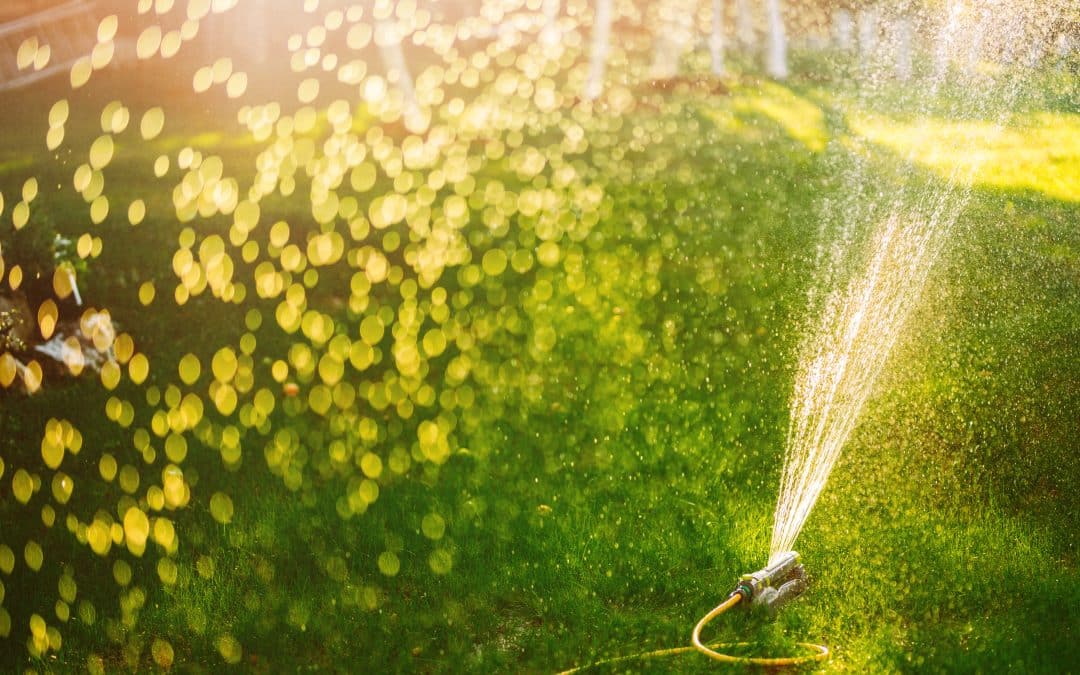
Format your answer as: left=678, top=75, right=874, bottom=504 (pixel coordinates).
left=730, top=550, right=807, bottom=612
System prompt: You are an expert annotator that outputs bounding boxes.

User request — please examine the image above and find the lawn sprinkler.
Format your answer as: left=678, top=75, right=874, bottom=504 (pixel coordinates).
left=557, top=550, right=828, bottom=672
left=690, top=550, right=828, bottom=666
left=730, top=550, right=808, bottom=614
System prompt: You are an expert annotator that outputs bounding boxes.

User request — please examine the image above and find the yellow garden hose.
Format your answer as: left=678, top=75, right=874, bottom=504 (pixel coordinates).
left=692, top=593, right=830, bottom=666
left=558, top=585, right=829, bottom=673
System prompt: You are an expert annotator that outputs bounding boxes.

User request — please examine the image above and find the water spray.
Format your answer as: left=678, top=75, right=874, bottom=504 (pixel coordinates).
left=557, top=1, right=1069, bottom=671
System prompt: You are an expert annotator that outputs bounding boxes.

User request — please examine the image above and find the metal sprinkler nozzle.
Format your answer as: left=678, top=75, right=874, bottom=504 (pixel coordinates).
left=729, top=550, right=808, bottom=614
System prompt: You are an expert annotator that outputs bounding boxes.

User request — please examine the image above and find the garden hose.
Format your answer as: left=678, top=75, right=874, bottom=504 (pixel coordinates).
left=691, top=592, right=830, bottom=666
left=558, top=551, right=829, bottom=673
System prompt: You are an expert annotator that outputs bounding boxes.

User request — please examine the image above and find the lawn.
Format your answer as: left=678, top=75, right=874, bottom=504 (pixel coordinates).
left=0, top=41, right=1077, bottom=675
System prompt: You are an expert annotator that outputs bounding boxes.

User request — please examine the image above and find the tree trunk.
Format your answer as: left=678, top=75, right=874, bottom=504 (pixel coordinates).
left=834, top=8, right=854, bottom=51
left=584, top=0, right=613, bottom=100
left=764, top=0, right=788, bottom=79
left=1054, top=33, right=1075, bottom=71
left=857, top=7, right=879, bottom=61
left=963, top=15, right=986, bottom=75
left=377, top=21, right=422, bottom=130
left=893, top=16, right=913, bottom=80
left=650, top=0, right=695, bottom=80
left=710, top=0, right=725, bottom=75
left=735, top=0, right=755, bottom=49
left=933, top=8, right=958, bottom=80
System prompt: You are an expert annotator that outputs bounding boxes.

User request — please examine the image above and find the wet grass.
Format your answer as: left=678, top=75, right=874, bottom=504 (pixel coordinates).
left=0, top=62, right=1077, bottom=673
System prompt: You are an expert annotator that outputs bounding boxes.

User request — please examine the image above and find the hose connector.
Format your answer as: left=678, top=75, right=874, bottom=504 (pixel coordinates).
left=730, top=550, right=807, bottom=613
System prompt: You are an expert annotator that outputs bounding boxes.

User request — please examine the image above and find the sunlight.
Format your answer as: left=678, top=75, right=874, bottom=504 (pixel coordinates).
left=851, top=111, right=1080, bottom=202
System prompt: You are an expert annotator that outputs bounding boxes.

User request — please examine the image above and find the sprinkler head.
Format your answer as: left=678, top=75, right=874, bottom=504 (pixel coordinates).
left=730, top=551, right=808, bottom=614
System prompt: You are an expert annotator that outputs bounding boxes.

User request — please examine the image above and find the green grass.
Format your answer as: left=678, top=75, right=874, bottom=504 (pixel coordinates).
left=0, top=55, right=1077, bottom=674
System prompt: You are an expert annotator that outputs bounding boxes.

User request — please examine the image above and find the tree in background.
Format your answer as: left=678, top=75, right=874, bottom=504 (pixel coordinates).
left=891, top=13, right=915, bottom=79
left=710, top=0, right=726, bottom=75
left=857, top=3, right=880, bottom=63
left=375, top=17, right=423, bottom=132
left=584, top=0, right=613, bottom=99
left=765, top=0, right=789, bottom=79
left=649, top=0, right=697, bottom=79
left=735, top=0, right=755, bottom=50
left=834, top=3, right=855, bottom=50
